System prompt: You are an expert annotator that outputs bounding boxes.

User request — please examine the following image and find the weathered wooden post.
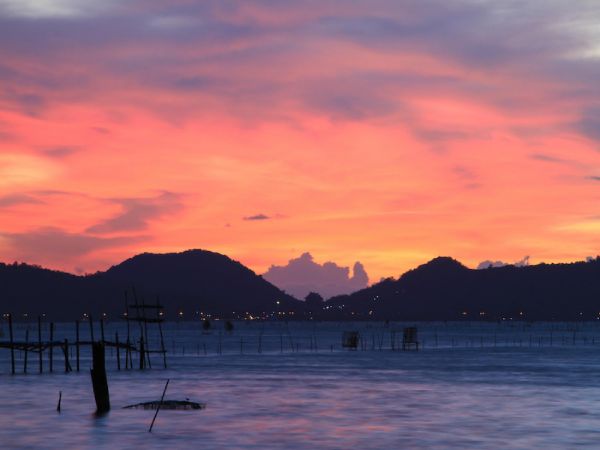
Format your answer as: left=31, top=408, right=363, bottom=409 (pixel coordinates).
left=125, top=336, right=130, bottom=370
left=139, top=336, right=145, bottom=370
left=75, top=320, right=80, bottom=372
left=90, top=342, right=110, bottom=414
left=8, top=313, right=15, bottom=375
left=141, top=297, right=151, bottom=369
left=115, top=332, right=121, bottom=371
left=63, top=339, right=71, bottom=372
left=49, top=322, right=54, bottom=373
left=89, top=315, right=95, bottom=343
left=23, top=328, right=29, bottom=374
left=38, top=316, right=43, bottom=373
left=100, top=319, right=105, bottom=343
left=157, top=298, right=167, bottom=369
left=148, top=379, right=169, bottom=433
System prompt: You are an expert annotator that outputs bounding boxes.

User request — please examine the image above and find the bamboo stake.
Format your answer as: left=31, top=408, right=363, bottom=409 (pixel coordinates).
left=148, top=379, right=170, bottom=433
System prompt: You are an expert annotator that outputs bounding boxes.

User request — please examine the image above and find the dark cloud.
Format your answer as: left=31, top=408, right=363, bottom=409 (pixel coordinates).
left=263, top=252, right=369, bottom=299
left=243, top=214, right=270, bottom=221
left=0, top=131, right=14, bottom=141
left=453, top=165, right=481, bottom=189
left=453, top=165, right=477, bottom=180
left=577, top=107, right=600, bottom=143
left=587, top=176, right=600, bottom=181
left=1, top=227, right=146, bottom=262
left=0, top=1, right=598, bottom=136
left=2, top=89, right=46, bottom=116
left=0, top=193, right=43, bottom=207
left=92, top=127, right=110, bottom=134
left=531, top=153, right=569, bottom=164
left=86, top=191, right=184, bottom=234
left=40, top=146, right=80, bottom=158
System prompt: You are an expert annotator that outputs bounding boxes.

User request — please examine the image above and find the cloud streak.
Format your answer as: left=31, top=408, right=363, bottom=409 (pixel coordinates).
left=1, top=226, right=147, bottom=263
left=243, top=213, right=270, bottom=221
left=86, top=191, right=184, bottom=234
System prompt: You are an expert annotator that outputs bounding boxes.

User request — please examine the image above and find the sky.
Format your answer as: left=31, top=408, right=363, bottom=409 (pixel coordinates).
left=0, top=0, right=599, bottom=282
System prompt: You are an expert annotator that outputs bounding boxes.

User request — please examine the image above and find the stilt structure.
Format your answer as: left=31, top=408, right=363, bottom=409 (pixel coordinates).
left=124, top=287, right=168, bottom=370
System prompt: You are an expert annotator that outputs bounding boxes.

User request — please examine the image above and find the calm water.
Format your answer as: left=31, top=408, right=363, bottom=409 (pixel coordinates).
left=1, top=321, right=600, bottom=449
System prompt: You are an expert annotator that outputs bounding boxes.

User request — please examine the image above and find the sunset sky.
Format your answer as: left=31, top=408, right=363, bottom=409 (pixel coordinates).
left=1, top=1, right=599, bottom=281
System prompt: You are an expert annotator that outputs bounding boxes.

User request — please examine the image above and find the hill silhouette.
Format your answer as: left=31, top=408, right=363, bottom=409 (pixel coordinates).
left=0, top=249, right=301, bottom=321
left=324, top=256, right=600, bottom=321
left=3, top=252, right=600, bottom=321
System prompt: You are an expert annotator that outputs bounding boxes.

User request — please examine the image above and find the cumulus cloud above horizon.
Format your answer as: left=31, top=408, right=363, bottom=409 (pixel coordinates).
left=477, top=256, right=530, bottom=270
left=263, top=252, right=369, bottom=300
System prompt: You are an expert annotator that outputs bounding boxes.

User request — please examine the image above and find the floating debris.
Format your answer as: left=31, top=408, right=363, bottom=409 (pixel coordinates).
left=124, top=400, right=206, bottom=410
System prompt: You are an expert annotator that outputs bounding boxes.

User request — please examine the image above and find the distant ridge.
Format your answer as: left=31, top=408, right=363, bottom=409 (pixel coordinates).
left=2, top=252, right=600, bottom=321
left=0, top=249, right=301, bottom=321
left=324, top=257, right=600, bottom=321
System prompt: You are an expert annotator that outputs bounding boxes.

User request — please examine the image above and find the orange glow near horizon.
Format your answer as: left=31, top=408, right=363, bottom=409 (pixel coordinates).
left=1, top=2, right=599, bottom=281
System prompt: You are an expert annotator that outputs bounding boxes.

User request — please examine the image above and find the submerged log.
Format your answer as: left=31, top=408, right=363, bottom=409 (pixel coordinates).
left=124, top=400, right=206, bottom=410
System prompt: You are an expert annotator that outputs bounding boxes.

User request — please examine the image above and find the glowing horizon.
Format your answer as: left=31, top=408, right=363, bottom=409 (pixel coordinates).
left=1, top=1, right=599, bottom=281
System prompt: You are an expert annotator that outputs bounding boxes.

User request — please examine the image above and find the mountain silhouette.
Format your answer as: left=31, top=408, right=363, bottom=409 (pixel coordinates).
left=3, top=252, right=600, bottom=321
left=324, top=256, right=600, bottom=320
left=0, top=249, right=301, bottom=321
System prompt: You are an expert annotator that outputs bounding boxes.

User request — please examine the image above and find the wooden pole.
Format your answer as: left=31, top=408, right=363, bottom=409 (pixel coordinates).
left=75, top=320, right=80, bottom=372
left=157, top=297, right=167, bottom=369
left=90, top=342, right=110, bottom=414
left=89, top=315, right=95, bottom=343
left=125, top=336, right=130, bottom=370
left=139, top=336, right=145, bottom=370
left=64, top=339, right=71, bottom=372
left=23, top=328, right=29, bottom=374
left=125, top=291, right=131, bottom=370
left=49, top=322, right=54, bottom=373
left=148, top=379, right=170, bottom=433
left=141, top=297, right=151, bottom=369
left=38, top=316, right=43, bottom=374
left=115, top=333, right=121, bottom=371
left=8, top=313, right=15, bottom=375
left=128, top=339, right=133, bottom=369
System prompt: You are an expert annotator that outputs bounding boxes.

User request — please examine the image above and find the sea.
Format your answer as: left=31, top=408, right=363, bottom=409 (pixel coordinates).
left=1, top=320, right=600, bottom=449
